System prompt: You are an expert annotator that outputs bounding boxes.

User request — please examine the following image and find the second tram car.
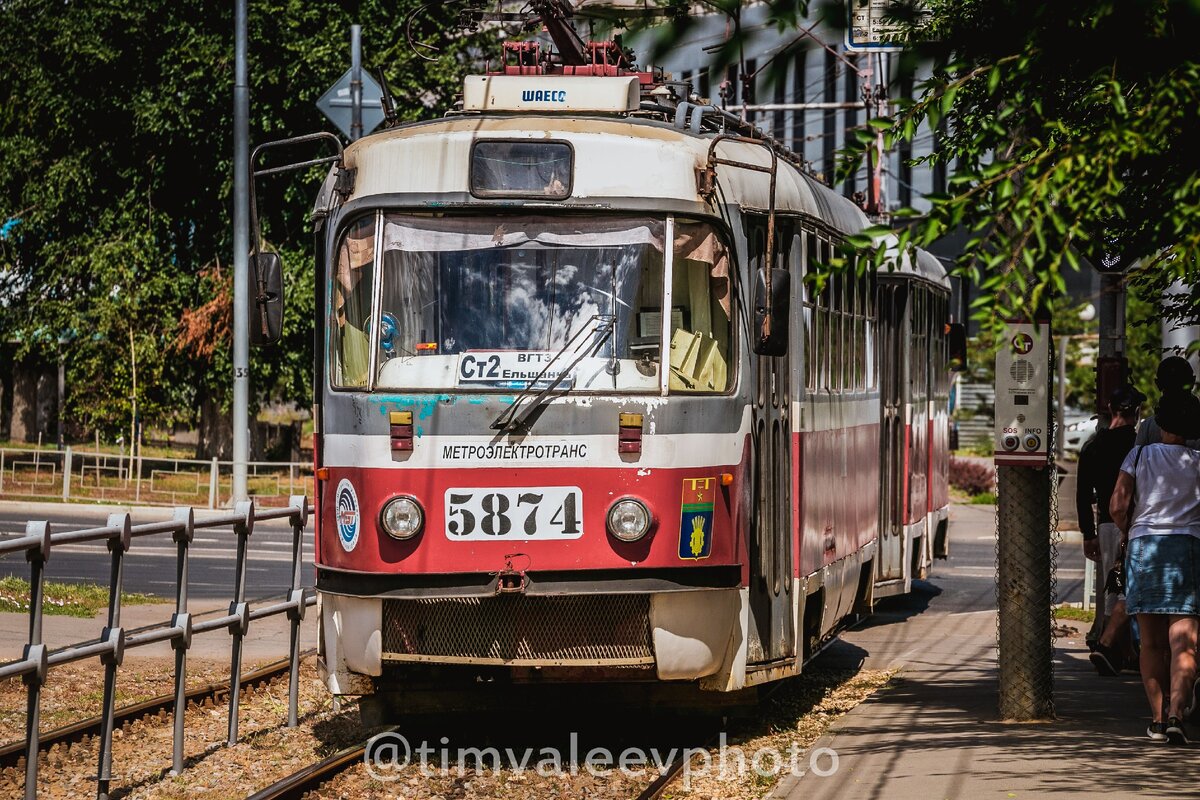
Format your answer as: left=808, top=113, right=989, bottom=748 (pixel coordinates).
left=254, top=60, right=959, bottom=703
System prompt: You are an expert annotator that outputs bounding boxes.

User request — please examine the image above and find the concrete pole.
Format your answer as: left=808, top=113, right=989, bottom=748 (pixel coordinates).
left=1162, top=279, right=1199, bottom=370
left=232, top=0, right=250, bottom=502
left=1095, top=272, right=1127, bottom=428
left=997, top=464, right=1054, bottom=720
left=350, top=24, right=363, bottom=142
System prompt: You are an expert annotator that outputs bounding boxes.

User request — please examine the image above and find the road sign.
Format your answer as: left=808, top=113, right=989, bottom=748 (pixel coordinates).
left=845, top=0, right=908, bottom=53
left=316, top=68, right=385, bottom=140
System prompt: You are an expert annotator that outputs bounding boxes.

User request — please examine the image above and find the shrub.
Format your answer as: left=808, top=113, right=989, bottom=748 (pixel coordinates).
left=950, top=456, right=997, bottom=496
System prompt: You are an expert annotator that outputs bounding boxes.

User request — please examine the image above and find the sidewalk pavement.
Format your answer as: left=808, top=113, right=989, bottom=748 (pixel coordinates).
left=773, top=504, right=1200, bottom=800
left=0, top=601, right=317, bottom=665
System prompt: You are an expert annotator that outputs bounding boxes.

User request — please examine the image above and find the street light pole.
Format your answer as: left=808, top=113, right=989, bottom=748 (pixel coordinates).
left=350, top=24, right=363, bottom=142
left=232, top=0, right=250, bottom=502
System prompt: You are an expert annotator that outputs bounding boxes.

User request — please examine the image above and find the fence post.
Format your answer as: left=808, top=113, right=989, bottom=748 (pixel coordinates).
left=134, top=448, right=143, bottom=504
left=1082, top=558, right=1095, bottom=613
left=22, top=521, right=51, bottom=800
left=170, top=508, right=194, bottom=775
left=227, top=501, right=254, bottom=745
left=209, top=458, right=219, bottom=510
left=61, top=446, right=72, bottom=501
left=286, top=496, right=308, bottom=727
left=1, top=449, right=5, bottom=494
left=96, top=512, right=131, bottom=800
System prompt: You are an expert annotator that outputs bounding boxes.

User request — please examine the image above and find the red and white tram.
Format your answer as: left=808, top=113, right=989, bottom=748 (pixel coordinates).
left=253, top=51, right=960, bottom=707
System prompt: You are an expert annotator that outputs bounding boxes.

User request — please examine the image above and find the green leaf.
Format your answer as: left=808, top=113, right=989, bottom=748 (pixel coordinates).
left=853, top=128, right=877, bottom=145
left=988, top=65, right=1001, bottom=94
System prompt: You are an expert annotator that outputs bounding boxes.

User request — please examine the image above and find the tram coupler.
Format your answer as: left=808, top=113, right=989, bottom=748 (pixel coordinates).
left=496, top=553, right=529, bottom=594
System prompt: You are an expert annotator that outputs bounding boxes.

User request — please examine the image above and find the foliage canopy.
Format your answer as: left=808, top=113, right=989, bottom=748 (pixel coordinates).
left=831, top=0, right=1200, bottom=331
left=0, top=0, right=490, bottom=446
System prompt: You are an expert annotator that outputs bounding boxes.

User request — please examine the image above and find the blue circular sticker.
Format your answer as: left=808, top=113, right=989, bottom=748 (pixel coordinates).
left=335, top=479, right=359, bottom=552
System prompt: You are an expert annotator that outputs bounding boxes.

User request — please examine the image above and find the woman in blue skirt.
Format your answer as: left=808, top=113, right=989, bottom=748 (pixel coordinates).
left=1111, top=390, right=1200, bottom=744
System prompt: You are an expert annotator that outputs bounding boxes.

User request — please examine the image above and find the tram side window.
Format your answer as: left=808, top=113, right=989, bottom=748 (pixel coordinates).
left=803, top=232, right=818, bottom=392
left=669, top=220, right=733, bottom=393
left=864, top=270, right=877, bottom=391
left=850, top=262, right=863, bottom=392
left=831, top=270, right=844, bottom=392
left=910, top=288, right=928, bottom=404
left=817, top=237, right=832, bottom=391
left=330, top=216, right=376, bottom=388
left=933, top=294, right=949, bottom=397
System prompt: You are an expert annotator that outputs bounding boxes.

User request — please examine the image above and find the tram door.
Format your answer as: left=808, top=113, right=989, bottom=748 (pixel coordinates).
left=748, top=217, right=794, bottom=663
left=877, top=283, right=907, bottom=582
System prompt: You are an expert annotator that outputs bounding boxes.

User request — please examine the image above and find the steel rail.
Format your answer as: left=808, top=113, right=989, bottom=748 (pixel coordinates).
left=635, top=745, right=693, bottom=800
left=244, top=731, right=396, bottom=800
left=246, top=726, right=715, bottom=800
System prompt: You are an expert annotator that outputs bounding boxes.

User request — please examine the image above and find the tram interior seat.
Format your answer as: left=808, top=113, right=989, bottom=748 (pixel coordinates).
left=668, top=328, right=727, bottom=391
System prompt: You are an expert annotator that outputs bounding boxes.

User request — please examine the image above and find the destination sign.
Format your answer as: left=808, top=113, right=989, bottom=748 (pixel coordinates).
left=457, top=351, right=569, bottom=386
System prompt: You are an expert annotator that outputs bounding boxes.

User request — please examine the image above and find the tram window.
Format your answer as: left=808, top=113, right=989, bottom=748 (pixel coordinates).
left=804, top=304, right=813, bottom=391
left=816, top=306, right=827, bottom=391
left=330, top=216, right=376, bottom=388
left=804, top=234, right=818, bottom=304
left=470, top=141, right=573, bottom=199
left=851, top=315, right=862, bottom=392
left=366, top=214, right=671, bottom=392
left=669, top=220, right=733, bottom=393
left=866, top=271, right=878, bottom=391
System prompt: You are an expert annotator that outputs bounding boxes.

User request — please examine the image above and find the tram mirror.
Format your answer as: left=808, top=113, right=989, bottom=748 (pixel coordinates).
left=947, top=322, right=968, bottom=371
left=249, top=251, right=284, bottom=347
left=753, top=268, right=790, bottom=357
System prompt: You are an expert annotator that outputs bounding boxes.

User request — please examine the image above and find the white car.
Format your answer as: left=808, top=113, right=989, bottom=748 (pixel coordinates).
left=1062, top=412, right=1098, bottom=454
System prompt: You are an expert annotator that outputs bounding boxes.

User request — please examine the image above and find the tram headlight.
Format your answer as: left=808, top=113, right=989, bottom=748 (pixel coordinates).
left=380, top=496, right=423, bottom=540
left=607, top=498, right=652, bottom=542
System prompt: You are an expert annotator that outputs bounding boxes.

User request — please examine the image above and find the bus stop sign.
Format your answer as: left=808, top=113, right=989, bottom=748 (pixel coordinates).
left=317, top=68, right=385, bottom=140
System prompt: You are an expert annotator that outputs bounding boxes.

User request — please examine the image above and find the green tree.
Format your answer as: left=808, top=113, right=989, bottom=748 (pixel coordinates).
left=831, top=0, right=1200, bottom=332
left=0, top=0, right=492, bottom=453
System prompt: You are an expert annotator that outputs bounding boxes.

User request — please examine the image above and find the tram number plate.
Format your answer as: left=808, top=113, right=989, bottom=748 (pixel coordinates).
left=444, top=487, right=583, bottom=541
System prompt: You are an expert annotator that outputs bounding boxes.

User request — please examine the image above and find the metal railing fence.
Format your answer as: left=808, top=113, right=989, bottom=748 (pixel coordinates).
left=0, top=446, right=313, bottom=508
left=0, top=497, right=314, bottom=800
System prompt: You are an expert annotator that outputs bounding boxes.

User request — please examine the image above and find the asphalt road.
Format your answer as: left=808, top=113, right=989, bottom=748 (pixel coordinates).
left=0, top=503, right=316, bottom=600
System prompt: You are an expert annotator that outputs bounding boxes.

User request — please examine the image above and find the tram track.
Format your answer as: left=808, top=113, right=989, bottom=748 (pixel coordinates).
left=245, top=733, right=378, bottom=800
left=0, top=650, right=313, bottom=771
left=244, top=725, right=712, bottom=800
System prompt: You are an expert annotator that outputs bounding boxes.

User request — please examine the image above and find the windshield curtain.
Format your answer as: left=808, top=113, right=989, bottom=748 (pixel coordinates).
left=329, top=214, right=733, bottom=394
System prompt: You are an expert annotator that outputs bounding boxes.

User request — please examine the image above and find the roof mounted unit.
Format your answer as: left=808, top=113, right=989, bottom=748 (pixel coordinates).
left=463, top=75, right=640, bottom=113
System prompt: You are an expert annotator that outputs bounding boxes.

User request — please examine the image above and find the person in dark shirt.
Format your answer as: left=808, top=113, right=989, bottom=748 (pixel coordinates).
left=1077, top=383, right=1145, bottom=673
left=1135, top=356, right=1200, bottom=448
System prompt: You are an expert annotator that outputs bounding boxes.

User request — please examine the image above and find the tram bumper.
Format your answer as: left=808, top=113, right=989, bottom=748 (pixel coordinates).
left=316, top=586, right=748, bottom=695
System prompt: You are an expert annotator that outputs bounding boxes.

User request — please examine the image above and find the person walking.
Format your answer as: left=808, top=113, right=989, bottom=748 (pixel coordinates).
left=1110, top=390, right=1200, bottom=744
left=1077, top=384, right=1145, bottom=671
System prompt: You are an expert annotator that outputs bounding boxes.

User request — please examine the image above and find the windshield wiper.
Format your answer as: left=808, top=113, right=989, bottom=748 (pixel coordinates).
left=490, top=314, right=617, bottom=432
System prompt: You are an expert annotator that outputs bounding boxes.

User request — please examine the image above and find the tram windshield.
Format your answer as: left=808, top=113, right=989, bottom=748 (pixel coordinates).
left=330, top=214, right=732, bottom=393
